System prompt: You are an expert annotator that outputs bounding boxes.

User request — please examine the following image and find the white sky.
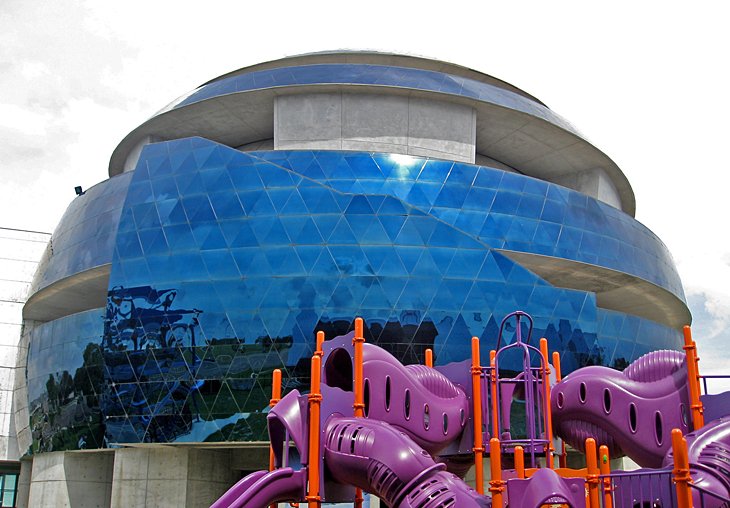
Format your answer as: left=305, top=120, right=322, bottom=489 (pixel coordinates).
left=2, top=1, right=729, bottom=378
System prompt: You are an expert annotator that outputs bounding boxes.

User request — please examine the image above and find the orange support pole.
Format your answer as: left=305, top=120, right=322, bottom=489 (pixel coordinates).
left=489, top=438, right=505, bottom=508
left=553, top=351, right=567, bottom=468
left=540, top=338, right=554, bottom=468
left=315, top=330, right=325, bottom=357
left=425, top=348, right=433, bottom=368
left=514, top=445, right=525, bottom=479
left=672, top=428, right=694, bottom=508
left=585, top=438, right=600, bottom=508
left=268, top=369, right=282, bottom=508
left=471, top=337, right=485, bottom=495
left=490, top=350, right=499, bottom=440
left=599, top=445, right=613, bottom=508
left=552, top=351, right=562, bottom=382
left=683, top=326, right=704, bottom=429
left=306, top=356, right=322, bottom=507
left=352, top=318, right=365, bottom=508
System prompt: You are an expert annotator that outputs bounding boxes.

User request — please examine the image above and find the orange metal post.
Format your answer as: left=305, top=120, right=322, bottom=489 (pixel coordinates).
left=268, top=369, right=282, bottom=508
left=552, top=351, right=562, bottom=382
left=489, top=438, right=505, bottom=508
left=683, top=326, right=704, bottom=429
left=315, top=330, right=325, bottom=357
left=425, top=348, right=433, bottom=368
left=585, top=438, right=600, bottom=508
left=672, top=428, right=694, bottom=508
left=490, top=350, right=499, bottom=440
left=514, top=445, right=525, bottom=479
left=306, top=356, right=322, bottom=507
left=353, top=318, right=365, bottom=418
left=352, top=318, right=365, bottom=508
left=471, top=337, right=485, bottom=495
left=540, top=338, right=554, bottom=468
left=599, top=445, right=613, bottom=508
left=553, top=351, right=567, bottom=468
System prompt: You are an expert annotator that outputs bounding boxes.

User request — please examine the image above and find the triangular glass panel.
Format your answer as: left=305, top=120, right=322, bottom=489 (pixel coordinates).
left=262, top=218, right=291, bottom=245
left=394, top=218, right=425, bottom=246
left=311, top=215, right=339, bottom=241
left=170, top=153, right=198, bottom=177
left=379, top=215, right=407, bottom=242
left=378, top=278, right=408, bottom=307
left=295, top=245, right=323, bottom=273
left=345, top=195, right=374, bottom=215
left=328, top=217, right=358, bottom=245
left=378, top=196, right=408, bottom=215
left=394, top=246, right=422, bottom=273
left=267, top=188, right=293, bottom=213
left=410, top=250, right=441, bottom=278
left=200, top=167, right=234, bottom=194
left=309, top=248, right=340, bottom=276
left=257, top=165, right=295, bottom=189
left=175, top=172, right=205, bottom=198
left=360, top=218, right=390, bottom=245
left=280, top=190, right=309, bottom=215
left=477, top=253, right=506, bottom=282
left=208, top=191, right=244, bottom=220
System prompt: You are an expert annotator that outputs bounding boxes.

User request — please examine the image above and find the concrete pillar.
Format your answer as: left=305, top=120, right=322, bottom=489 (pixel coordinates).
left=550, top=168, right=622, bottom=209
left=27, top=450, right=113, bottom=507
left=15, top=457, right=32, bottom=508
left=186, top=449, right=237, bottom=508
left=110, top=447, right=235, bottom=508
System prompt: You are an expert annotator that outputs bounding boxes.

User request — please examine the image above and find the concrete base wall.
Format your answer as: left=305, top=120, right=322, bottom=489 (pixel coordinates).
left=275, top=93, right=477, bottom=163
left=22, top=447, right=239, bottom=508
left=110, top=447, right=235, bottom=508
left=26, top=451, right=114, bottom=508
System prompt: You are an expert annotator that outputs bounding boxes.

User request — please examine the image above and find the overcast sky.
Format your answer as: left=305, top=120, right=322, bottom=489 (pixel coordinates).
left=2, top=1, right=728, bottom=379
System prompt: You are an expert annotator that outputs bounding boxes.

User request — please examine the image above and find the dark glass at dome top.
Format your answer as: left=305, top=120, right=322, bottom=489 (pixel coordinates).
left=172, top=64, right=577, bottom=136
left=65, top=136, right=681, bottom=447
left=31, top=172, right=132, bottom=292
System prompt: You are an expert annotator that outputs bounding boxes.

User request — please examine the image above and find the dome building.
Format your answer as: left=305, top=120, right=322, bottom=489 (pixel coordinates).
left=13, top=52, right=689, bottom=506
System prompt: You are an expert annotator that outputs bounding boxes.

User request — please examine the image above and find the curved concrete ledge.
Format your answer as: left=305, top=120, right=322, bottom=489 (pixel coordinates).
left=499, top=250, right=691, bottom=330
left=109, top=83, right=635, bottom=215
left=23, top=264, right=110, bottom=322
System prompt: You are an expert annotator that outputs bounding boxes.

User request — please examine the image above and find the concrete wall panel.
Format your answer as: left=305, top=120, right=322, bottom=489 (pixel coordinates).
left=275, top=93, right=476, bottom=163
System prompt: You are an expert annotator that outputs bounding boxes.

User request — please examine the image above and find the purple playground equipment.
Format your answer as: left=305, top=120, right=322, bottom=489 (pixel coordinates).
left=551, top=349, right=691, bottom=468
left=211, top=312, right=730, bottom=508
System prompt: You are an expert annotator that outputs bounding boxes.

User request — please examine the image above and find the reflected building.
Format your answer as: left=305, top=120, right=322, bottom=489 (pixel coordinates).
left=13, top=52, right=689, bottom=506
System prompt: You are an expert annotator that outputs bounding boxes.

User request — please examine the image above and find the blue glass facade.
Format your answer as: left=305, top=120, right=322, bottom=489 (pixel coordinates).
left=27, top=309, right=106, bottom=452
left=21, top=55, right=687, bottom=453
left=78, top=138, right=680, bottom=446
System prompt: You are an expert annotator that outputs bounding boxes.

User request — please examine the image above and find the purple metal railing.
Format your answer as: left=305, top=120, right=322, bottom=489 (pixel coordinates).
left=598, top=469, right=676, bottom=508
left=700, top=374, right=730, bottom=395
left=689, top=482, right=730, bottom=508
left=594, top=468, right=730, bottom=508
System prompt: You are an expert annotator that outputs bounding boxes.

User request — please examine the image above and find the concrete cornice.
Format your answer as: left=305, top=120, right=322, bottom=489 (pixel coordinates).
left=499, top=250, right=691, bottom=330
left=23, top=264, right=110, bottom=322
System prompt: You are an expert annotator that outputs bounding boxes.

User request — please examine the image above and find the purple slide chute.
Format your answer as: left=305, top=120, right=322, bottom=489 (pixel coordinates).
left=323, top=416, right=489, bottom=507
left=663, top=415, right=730, bottom=507
left=551, top=349, right=691, bottom=467
left=210, top=467, right=306, bottom=508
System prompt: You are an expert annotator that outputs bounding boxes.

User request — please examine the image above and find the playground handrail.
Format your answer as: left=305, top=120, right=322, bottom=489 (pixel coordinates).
left=689, top=482, right=730, bottom=507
